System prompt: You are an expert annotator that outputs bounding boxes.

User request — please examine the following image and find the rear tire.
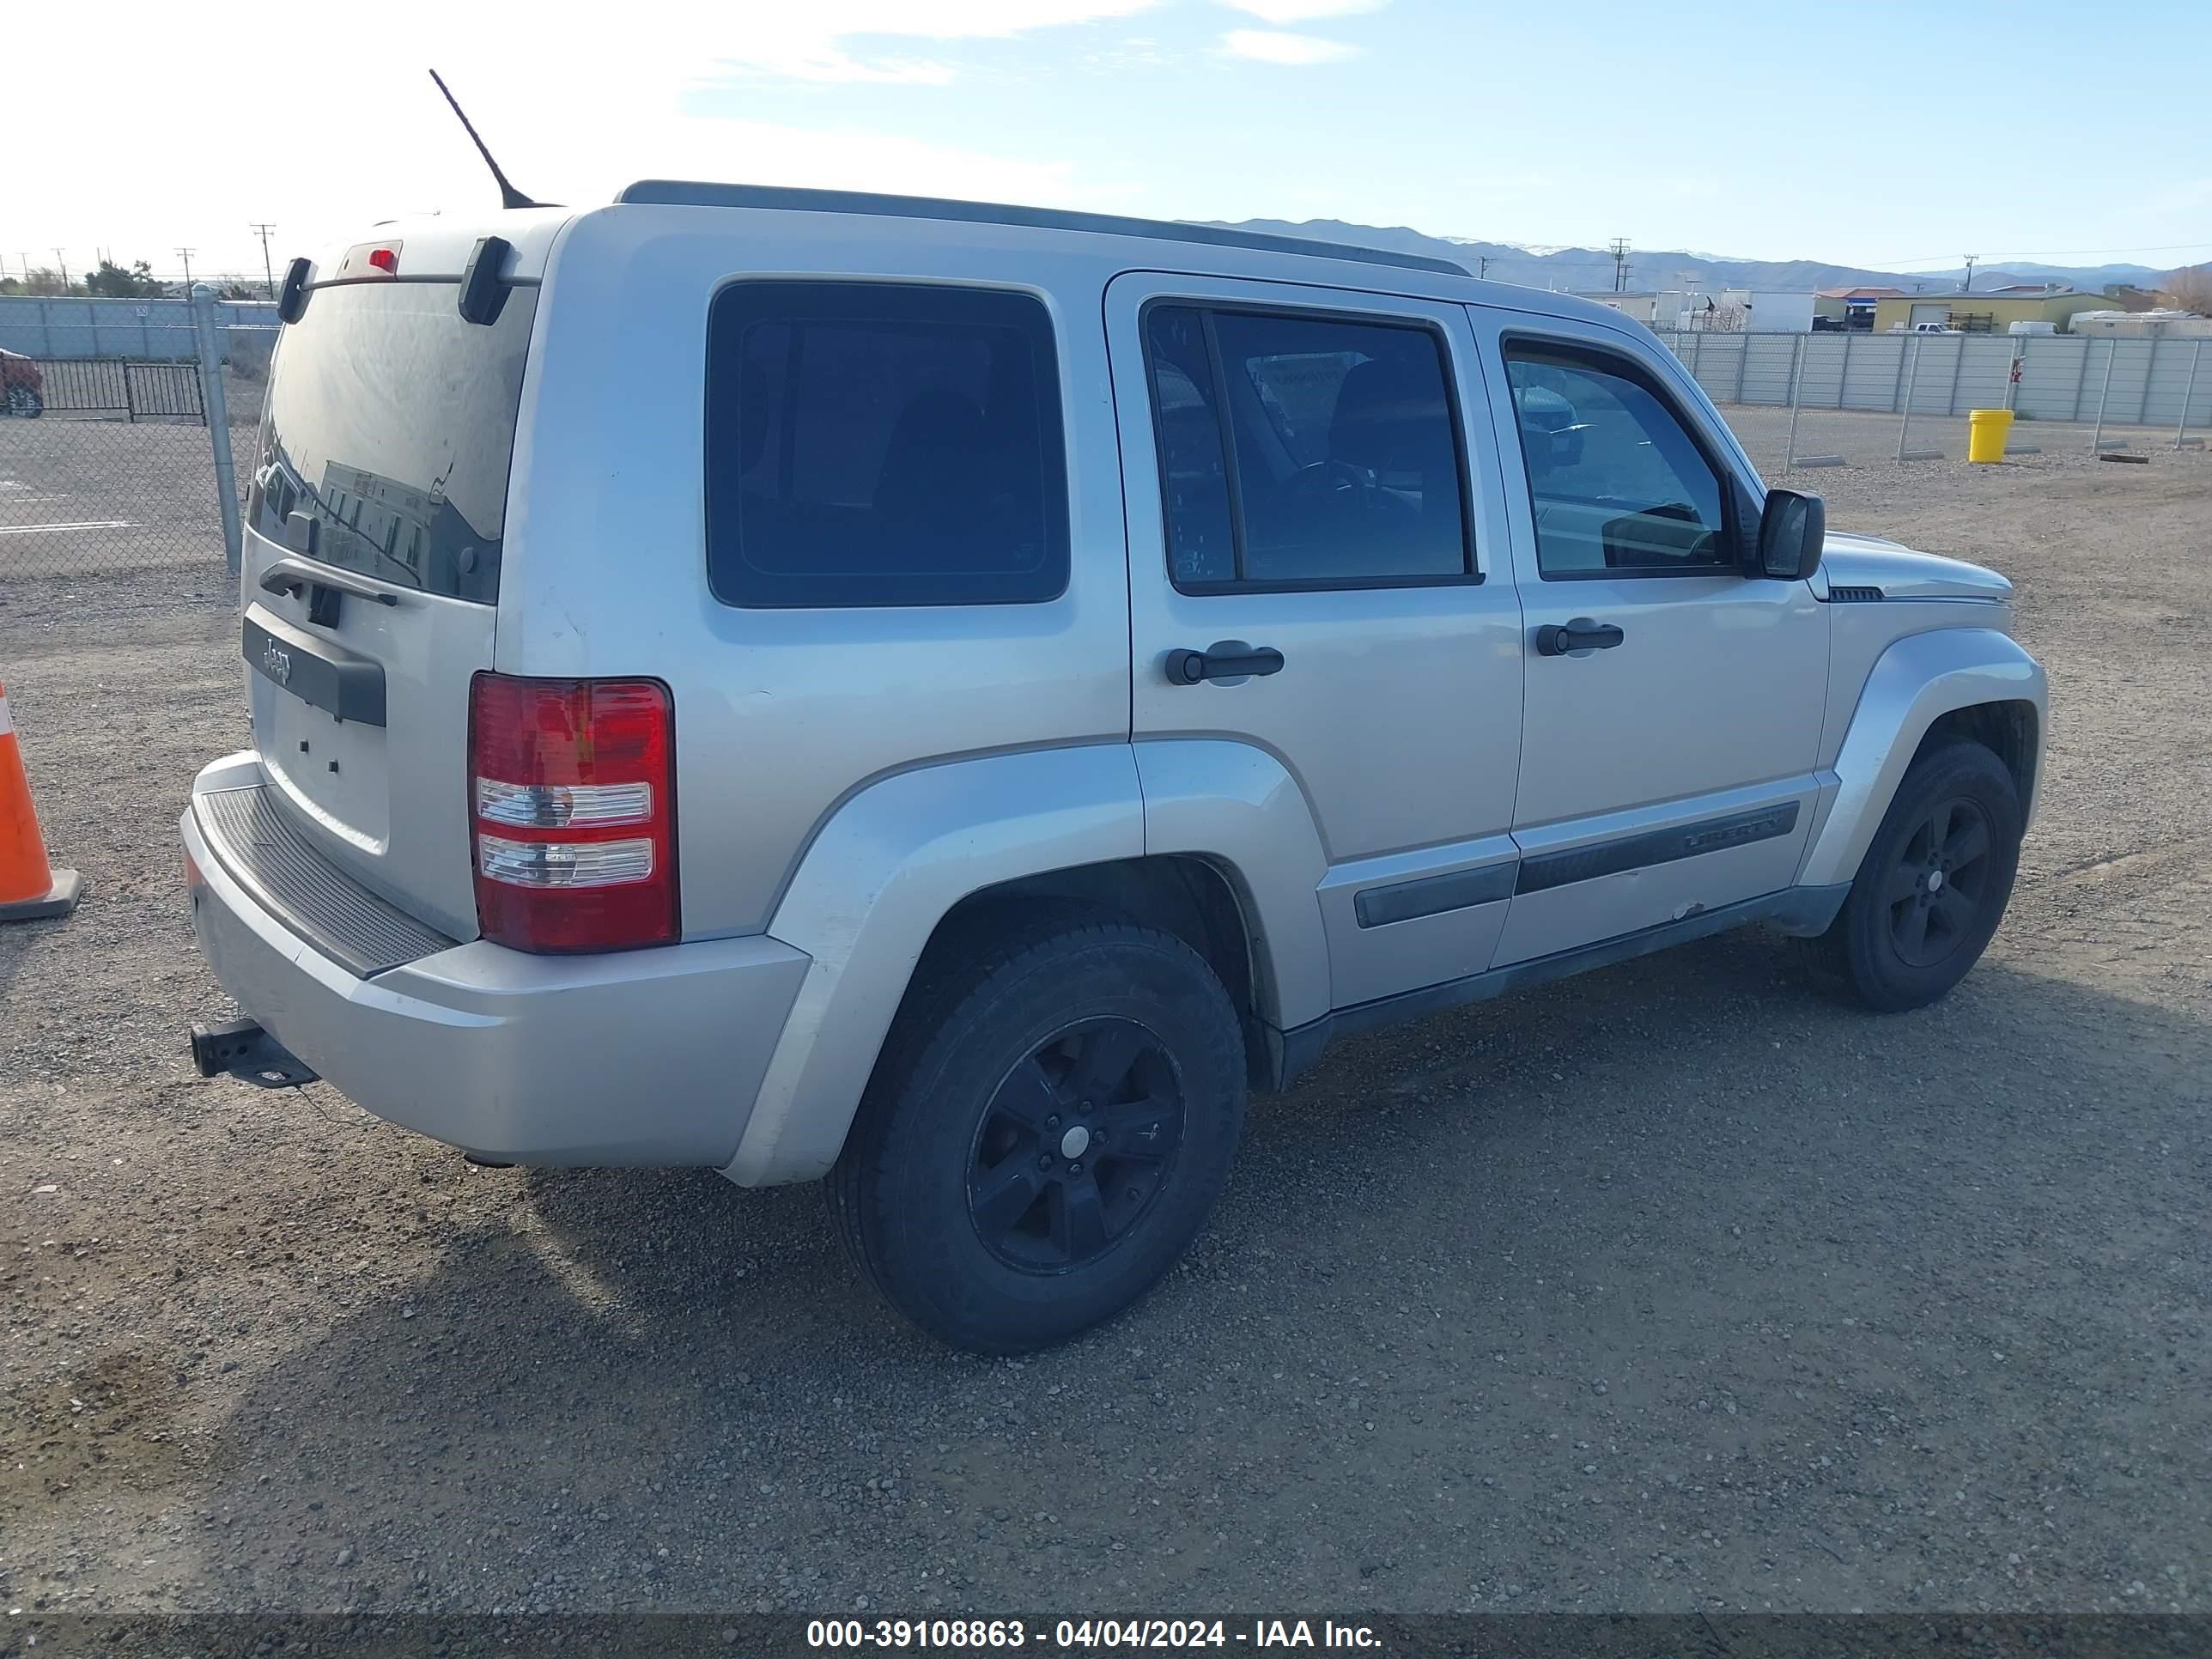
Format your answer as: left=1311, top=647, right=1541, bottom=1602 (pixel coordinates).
left=4, top=385, right=40, bottom=419
left=1797, top=739, right=2021, bottom=1012
left=828, top=908, right=1245, bottom=1354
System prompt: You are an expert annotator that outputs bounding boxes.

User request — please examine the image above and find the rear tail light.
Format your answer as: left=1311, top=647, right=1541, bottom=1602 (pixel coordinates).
left=467, top=674, right=677, bottom=953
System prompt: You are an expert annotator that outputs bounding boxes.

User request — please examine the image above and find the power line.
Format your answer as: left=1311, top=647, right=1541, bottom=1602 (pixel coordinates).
left=249, top=222, right=278, bottom=300
left=1869, top=240, right=2212, bottom=269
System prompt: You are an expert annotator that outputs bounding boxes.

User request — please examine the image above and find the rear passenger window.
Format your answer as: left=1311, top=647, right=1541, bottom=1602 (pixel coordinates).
left=706, top=283, right=1068, bottom=607
left=1144, top=305, right=1472, bottom=590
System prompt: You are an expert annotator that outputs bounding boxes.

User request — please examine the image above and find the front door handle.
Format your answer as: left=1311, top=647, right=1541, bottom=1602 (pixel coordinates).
left=1165, top=641, right=1285, bottom=685
left=1534, top=617, right=1625, bottom=657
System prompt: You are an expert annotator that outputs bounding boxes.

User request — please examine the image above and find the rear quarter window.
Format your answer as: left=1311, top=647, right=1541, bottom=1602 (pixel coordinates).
left=704, top=282, right=1069, bottom=608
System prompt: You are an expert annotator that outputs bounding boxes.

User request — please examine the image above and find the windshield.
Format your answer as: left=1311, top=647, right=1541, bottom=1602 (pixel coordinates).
left=246, top=281, right=538, bottom=603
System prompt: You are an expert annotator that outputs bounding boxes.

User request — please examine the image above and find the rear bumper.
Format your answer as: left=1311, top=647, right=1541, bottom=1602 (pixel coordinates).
left=183, top=757, right=811, bottom=1166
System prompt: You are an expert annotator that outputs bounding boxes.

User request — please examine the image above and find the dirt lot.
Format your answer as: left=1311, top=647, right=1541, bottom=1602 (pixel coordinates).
left=3, top=417, right=2209, bottom=1617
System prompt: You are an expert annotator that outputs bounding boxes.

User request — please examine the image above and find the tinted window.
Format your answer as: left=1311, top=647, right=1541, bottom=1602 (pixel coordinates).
left=1504, top=348, right=1728, bottom=577
left=1145, top=305, right=1471, bottom=590
left=706, top=283, right=1067, bottom=608
left=249, top=282, right=538, bottom=603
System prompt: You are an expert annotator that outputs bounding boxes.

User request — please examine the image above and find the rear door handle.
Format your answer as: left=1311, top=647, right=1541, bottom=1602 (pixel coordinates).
left=1165, top=641, right=1285, bottom=685
left=1534, top=617, right=1625, bottom=657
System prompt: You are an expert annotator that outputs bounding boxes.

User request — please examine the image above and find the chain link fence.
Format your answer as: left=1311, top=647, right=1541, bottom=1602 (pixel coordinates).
left=0, top=295, right=272, bottom=594
left=1654, top=328, right=2211, bottom=471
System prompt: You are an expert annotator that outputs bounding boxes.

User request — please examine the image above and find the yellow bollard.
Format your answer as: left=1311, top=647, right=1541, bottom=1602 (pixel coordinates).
left=1967, top=408, right=2014, bottom=464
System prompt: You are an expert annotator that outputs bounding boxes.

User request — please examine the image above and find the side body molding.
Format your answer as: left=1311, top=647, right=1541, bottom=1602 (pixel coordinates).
left=726, top=745, right=1144, bottom=1186
left=1797, top=627, right=2046, bottom=890
left=1135, top=739, right=1332, bottom=1034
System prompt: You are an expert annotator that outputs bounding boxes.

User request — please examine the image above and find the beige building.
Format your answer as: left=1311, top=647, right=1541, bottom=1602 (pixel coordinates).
left=1870, top=286, right=2099, bottom=334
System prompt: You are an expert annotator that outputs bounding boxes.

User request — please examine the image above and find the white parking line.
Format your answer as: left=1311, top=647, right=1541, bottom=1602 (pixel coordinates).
left=0, top=520, right=133, bottom=535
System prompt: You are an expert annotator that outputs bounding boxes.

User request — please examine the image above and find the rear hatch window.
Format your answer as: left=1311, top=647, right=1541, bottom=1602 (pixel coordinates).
left=246, top=281, right=538, bottom=602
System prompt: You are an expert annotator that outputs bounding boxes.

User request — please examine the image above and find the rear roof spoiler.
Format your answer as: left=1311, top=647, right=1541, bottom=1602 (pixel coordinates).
left=459, top=236, right=515, bottom=326
left=277, top=257, right=312, bottom=324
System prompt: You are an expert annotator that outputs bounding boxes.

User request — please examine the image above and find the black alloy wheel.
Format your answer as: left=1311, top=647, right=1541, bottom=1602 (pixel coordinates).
left=966, top=1017, right=1184, bottom=1273
left=829, top=908, right=1246, bottom=1354
left=1882, top=796, right=1996, bottom=969
left=1795, top=738, right=2023, bottom=1013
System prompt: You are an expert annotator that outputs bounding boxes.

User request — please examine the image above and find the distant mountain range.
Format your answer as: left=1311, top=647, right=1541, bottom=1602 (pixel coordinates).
left=1211, top=218, right=2177, bottom=296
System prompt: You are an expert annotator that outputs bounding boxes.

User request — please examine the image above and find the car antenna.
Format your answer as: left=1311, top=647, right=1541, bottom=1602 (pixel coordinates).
left=428, top=68, right=556, bottom=210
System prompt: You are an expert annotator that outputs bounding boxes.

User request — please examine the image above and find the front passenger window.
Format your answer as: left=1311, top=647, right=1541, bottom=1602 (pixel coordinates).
left=1504, top=349, right=1728, bottom=578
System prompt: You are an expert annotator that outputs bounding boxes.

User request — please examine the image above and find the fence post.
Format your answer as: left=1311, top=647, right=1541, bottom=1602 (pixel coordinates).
left=1838, top=331, right=1851, bottom=407
left=2007, top=340, right=2023, bottom=410
left=2089, top=337, right=2117, bottom=453
left=2136, top=334, right=2159, bottom=425
left=1734, top=334, right=1750, bottom=404
left=2178, top=340, right=2203, bottom=450
left=190, top=283, right=243, bottom=577
left=1896, top=336, right=1922, bottom=460
left=2070, top=337, right=2091, bottom=421
left=1784, top=333, right=1805, bottom=473
left=1691, top=329, right=1703, bottom=384
left=1946, top=334, right=1966, bottom=415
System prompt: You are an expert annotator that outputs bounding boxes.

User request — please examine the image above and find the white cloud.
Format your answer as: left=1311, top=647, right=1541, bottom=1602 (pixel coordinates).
left=1221, top=28, right=1361, bottom=64
left=1218, top=0, right=1383, bottom=22
left=3, top=2, right=1157, bottom=277
left=708, top=1, right=1162, bottom=82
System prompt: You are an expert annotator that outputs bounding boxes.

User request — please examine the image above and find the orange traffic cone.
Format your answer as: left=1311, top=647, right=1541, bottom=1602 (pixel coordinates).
left=0, top=682, right=81, bottom=923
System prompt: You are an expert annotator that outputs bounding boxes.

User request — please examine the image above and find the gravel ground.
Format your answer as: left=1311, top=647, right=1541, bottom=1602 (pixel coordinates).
left=3, top=419, right=2209, bottom=1617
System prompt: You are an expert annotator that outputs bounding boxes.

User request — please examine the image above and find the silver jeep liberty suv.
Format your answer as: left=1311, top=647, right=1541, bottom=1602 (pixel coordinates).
left=185, top=185, right=2045, bottom=1352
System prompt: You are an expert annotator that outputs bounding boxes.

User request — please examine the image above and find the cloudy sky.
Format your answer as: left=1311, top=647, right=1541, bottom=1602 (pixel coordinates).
left=9, top=0, right=2209, bottom=283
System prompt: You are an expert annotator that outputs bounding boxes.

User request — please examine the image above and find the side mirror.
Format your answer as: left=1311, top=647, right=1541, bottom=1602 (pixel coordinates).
left=1755, top=488, right=1825, bottom=580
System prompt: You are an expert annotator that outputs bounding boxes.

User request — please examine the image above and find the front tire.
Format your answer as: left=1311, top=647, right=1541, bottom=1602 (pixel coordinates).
left=828, top=909, right=1246, bottom=1354
left=4, top=385, right=41, bottom=419
left=1800, top=739, right=2022, bottom=1012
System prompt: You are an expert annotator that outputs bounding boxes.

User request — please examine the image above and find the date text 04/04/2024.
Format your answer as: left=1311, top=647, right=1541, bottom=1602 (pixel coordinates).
left=805, top=1620, right=1382, bottom=1649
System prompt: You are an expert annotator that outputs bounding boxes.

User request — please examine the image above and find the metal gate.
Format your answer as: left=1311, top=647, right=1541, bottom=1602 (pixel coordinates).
left=13, top=359, right=207, bottom=422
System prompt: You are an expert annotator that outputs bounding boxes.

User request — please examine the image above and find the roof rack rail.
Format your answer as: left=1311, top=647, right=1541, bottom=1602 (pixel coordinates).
left=614, top=181, right=1471, bottom=279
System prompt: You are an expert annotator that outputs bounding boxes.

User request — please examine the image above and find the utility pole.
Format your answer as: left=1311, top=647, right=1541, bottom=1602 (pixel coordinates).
left=1961, top=254, right=1978, bottom=294
left=250, top=222, right=278, bottom=299
left=1674, top=270, right=1701, bottom=330
left=1478, top=255, right=1492, bottom=280
left=1609, top=237, right=1632, bottom=294
left=53, top=248, right=69, bottom=290
left=175, top=247, right=197, bottom=289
